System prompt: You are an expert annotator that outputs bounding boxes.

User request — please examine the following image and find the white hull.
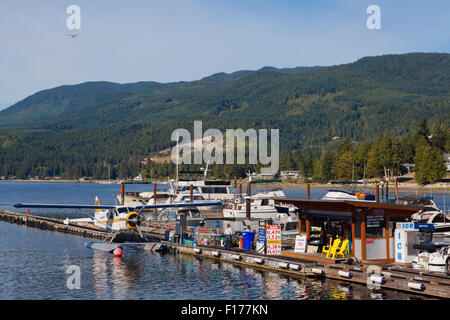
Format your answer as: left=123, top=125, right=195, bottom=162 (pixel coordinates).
left=223, top=207, right=279, bottom=220
left=322, top=190, right=376, bottom=202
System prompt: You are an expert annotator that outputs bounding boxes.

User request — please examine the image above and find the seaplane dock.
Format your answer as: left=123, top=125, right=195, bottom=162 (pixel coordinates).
left=2, top=201, right=450, bottom=299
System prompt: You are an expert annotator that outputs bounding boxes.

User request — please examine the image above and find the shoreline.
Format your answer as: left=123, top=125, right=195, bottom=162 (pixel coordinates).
left=2, top=179, right=449, bottom=193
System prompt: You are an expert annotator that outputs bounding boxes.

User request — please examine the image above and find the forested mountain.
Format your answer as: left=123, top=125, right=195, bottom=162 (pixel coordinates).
left=0, top=53, right=448, bottom=181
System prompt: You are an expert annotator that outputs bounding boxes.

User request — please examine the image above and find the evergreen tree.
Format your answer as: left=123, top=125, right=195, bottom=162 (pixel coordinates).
left=414, top=144, right=446, bottom=185
left=337, top=151, right=355, bottom=180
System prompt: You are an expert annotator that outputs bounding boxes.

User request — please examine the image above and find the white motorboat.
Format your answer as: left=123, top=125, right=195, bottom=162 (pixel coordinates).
left=411, top=210, right=450, bottom=238
left=159, top=190, right=224, bottom=216
left=322, top=189, right=376, bottom=202
left=322, top=181, right=376, bottom=202
left=223, top=190, right=298, bottom=220
left=412, top=228, right=450, bottom=274
left=117, top=190, right=174, bottom=207
left=395, top=196, right=450, bottom=237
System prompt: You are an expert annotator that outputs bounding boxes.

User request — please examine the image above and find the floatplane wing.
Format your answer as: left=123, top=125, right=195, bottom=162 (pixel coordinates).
left=14, top=203, right=116, bottom=209
left=13, top=201, right=222, bottom=209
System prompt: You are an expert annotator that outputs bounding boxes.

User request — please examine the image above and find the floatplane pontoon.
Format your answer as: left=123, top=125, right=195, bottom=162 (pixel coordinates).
left=14, top=199, right=221, bottom=254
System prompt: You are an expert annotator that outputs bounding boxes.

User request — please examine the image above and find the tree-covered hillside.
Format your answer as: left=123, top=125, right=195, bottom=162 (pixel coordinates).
left=0, top=53, right=448, bottom=181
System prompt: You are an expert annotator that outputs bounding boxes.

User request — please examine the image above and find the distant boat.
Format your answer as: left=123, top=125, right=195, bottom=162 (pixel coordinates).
left=322, top=181, right=376, bottom=202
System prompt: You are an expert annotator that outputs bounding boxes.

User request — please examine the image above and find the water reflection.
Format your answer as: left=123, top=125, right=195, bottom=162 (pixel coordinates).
left=86, top=249, right=436, bottom=300
left=0, top=220, right=437, bottom=300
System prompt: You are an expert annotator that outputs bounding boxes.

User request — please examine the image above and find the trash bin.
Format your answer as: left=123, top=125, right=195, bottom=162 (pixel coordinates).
left=242, top=232, right=256, bottom=250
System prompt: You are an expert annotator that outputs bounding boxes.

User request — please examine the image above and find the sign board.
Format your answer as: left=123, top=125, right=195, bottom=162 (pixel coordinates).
left=258, top=223, right=266, bottom=244
left=396, top=222, right=435, bottom=230
left=294, top=235, right=307, bottom=253
left=257, top=221, right=266, bottom=254
left=366, top=214, right=384, bottom=227
left=373, top=208, right=384, bottom=215
left=396, top=222, right=415, bottom=230
left=266, top=225, right=281, bottom=255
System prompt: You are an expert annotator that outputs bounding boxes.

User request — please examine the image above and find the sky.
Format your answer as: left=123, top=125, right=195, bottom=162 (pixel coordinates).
left=0, top=0, right=449, bottom=109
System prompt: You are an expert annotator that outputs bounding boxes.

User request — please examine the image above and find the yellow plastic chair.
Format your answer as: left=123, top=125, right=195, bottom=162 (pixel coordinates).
left=331, top=239, right=349, bottom=259
left=321, top=239, right=341, bottom=258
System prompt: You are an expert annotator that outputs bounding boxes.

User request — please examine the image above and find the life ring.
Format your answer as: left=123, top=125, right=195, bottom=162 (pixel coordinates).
left=125, top=212, right=142, bottom=229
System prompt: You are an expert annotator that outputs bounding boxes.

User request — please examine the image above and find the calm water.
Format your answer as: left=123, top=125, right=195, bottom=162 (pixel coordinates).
left=0, top=181, right=446, bottom=300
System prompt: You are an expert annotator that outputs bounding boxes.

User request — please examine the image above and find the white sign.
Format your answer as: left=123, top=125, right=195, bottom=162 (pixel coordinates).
left=294, top=235, right=307, bottom=253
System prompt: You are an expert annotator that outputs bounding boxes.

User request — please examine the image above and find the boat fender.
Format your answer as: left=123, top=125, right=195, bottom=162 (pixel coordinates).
left=338, top=270, right=353, bottom=278
left=211, top=251, right=221, bottom=257
left=194, top=248, right=202, bottom=254
left=254, top=258, right=265, bottom=264
left=408, top=282, right=425, bottom=291
left=278, top=262, right=289, bottom=269
left=369, top=275, right=386, bottom=284
left=232, top=254, right=242, bottom=261
left=289, top=264, right=302, bottom=271
left=311, top=268, right=325, bottom=275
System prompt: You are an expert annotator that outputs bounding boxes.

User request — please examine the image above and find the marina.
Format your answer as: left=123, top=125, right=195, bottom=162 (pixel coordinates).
left=1, top=181, right=449, bottom=299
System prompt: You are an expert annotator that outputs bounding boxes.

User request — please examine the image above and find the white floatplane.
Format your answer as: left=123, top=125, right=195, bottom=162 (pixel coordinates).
left=13, top=198, right=221, bottom=253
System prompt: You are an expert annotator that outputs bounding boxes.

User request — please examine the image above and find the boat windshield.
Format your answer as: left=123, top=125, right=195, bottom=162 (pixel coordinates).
left=201, top=187, right=228, bottom=194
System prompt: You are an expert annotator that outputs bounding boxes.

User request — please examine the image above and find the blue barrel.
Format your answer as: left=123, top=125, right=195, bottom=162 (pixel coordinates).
left=242, top=232, right=256, bottom=250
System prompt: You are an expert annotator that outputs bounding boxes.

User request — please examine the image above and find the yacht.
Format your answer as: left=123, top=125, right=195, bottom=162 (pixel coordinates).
left=174, top=179, right=235, bottom=203
left=159, top=190, right=224, bottom=216
left=223, top=190, right=298, bottom=220
left=116, top=169, right=235, bottom=207
left=117, top=190, right=174, bottom=207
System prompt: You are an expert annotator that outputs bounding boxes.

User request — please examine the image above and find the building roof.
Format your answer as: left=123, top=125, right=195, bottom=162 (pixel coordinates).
left=274, top=198, right=422, bottom=216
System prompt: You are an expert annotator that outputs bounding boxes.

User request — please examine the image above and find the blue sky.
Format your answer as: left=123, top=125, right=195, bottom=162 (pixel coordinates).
left=0, top=0, right=448, bottom=109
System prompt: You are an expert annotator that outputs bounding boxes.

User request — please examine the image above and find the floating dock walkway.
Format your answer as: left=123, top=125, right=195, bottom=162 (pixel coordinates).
left=169, top=242, right=450, bottom=299
left=1, top=208, right=450, bottom=298
left=0, top=209, right=163, bottom=242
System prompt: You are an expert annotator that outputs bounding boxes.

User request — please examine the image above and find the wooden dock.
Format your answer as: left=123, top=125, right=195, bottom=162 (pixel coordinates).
left=0, top=209, right=164, bottom=242
left=2, top=208, right=450, bottom=298
left=169, top=242, right=450, bottom=298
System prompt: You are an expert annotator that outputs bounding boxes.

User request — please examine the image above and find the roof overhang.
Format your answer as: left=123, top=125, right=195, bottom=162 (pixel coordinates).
left=274, top=198, right=422, bottom=217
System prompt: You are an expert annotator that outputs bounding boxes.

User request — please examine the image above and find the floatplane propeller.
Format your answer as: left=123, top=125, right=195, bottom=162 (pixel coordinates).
left=14, top=199, right=221, bottom=254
